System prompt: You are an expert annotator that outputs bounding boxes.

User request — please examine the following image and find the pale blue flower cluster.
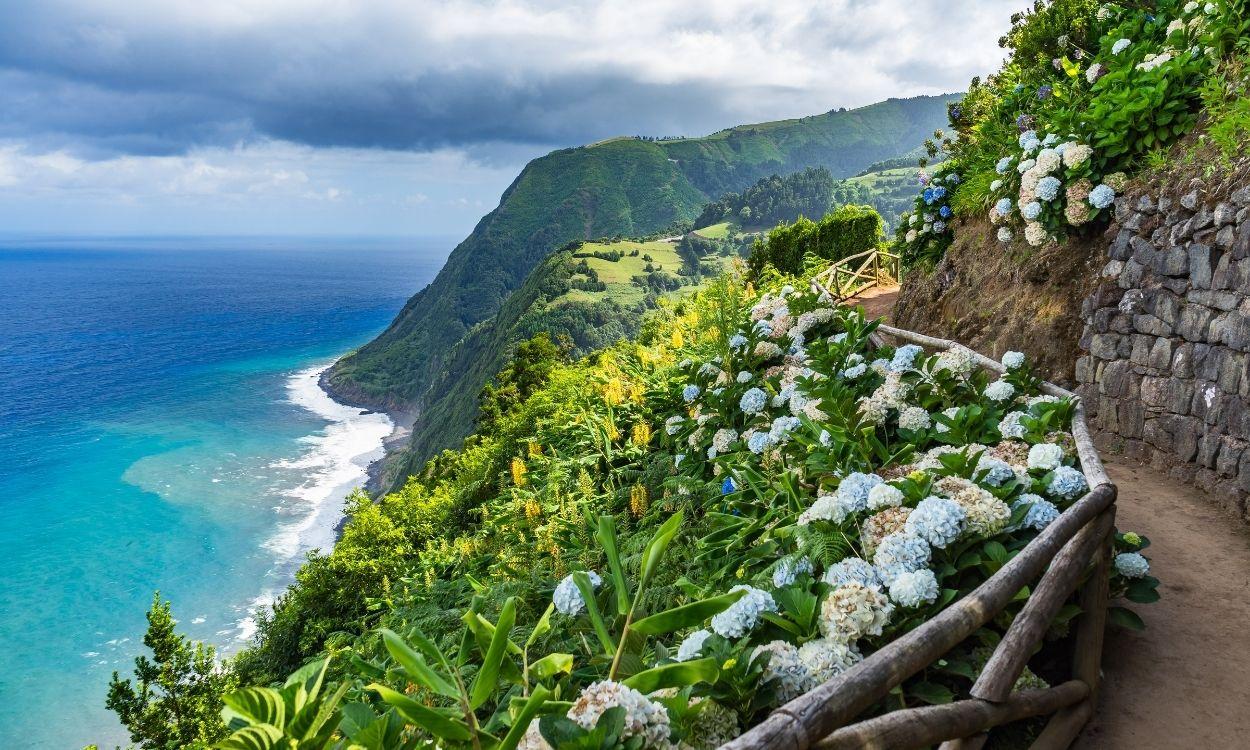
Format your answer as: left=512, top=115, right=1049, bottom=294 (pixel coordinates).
left=905, top=496, right=966, bottom=548
left=747, top=432, right=771, bottom=454
left=998, top=411, right=1027, bottom=439
left=554, top=570, right=603, bottom=615
left=1112, top=38, right=1131, bottom=54
left=822, top=557, right=881, bottom=588
left=995, top=197, right=1013, bottom=215
left=769, top=416, right=801, bottom=443
left=843, top=363, right=867, bottom=379
left=1021, top=201, right=1043, bottom=220
left=1002, top=351, right=1026, bottom=369
left=1013, top=494, right=1060, bottom=531
left=1036, top=176, right=1062, bottom=201
left=1048, top=466, right=1089, bottom=499
left=836, top=472, right=884, bottom=513
left=736, top=370, right=753, bottom=384
left=873, top=532, right=932, bottom=584
left=977, top=455, right=1017, bottom=487
left=675, top=628, right=712, bottom=661
left=888, top=568, right=939, bottom=608
left=1089, top=184, right=1116, bottom=209
left=772, top=557, right=814, bottom=588
left=739, top=387, right=768, bottom=414
left=711, top=585, right=778, bottom=638
left=682, top=384, right=701, bottom=403
left=729, top=333, right=748, bottom=350
left=996, top=156, right=1013, bottom=174
left=1018, top=129, right=1041, bottom=151
left=1114, top=552, right=1150, bottom=578
left=665, top=415, right=684, bottom=435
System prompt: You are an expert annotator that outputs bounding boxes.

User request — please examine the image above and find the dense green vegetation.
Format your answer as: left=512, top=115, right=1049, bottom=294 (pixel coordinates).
left=893, top=0, right=1246, bottom=268
left=693, top=167, right=837, bottom=230
left=746, top=205, right=885, bottom=278
left=326, top=95, right=956, bottom=466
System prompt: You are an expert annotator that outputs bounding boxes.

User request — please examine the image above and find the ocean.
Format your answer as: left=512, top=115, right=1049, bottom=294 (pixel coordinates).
left=0, top=236, right=447, bottom=748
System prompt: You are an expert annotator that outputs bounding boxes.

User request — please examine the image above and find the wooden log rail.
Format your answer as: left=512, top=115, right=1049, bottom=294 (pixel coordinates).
left=723, top=286, right=1116, bottom=750
left=811, top=249, right=901, bottom=302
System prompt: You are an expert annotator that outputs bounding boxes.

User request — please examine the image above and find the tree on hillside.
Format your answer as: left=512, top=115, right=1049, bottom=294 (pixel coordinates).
left=478, top=332, right=572, bottom=431
left=106, top=594, right=235, bottom=750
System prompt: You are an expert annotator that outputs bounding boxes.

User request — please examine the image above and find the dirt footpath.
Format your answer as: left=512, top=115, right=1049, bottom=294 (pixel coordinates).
left=1075, top=456, right=1250, bottom=749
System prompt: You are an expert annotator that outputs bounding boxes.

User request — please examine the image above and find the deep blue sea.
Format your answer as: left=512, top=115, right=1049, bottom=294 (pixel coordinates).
left=0, top=236, right=448, bottom=749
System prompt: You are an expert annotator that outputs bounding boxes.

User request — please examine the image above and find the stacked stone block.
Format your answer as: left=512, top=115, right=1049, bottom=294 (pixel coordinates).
left=1077, top=184, right=1250, bottom=519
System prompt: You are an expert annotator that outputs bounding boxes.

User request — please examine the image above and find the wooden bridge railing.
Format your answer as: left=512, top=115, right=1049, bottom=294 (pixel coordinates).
left=725, top=282, right=1115, bottom=750
left=810, top=248, right=901, bottom=302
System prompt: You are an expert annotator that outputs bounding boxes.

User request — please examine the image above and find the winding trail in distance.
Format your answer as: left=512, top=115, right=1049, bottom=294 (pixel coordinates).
left=842, top=285, right=1250, bottom=748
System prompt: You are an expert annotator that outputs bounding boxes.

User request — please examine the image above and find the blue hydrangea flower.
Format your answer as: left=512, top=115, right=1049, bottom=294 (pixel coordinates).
left=753, top=320, right=773, bottom=336
left=843, top=363, right=867, bottom=378
left=1048, top=466, right=1089, bottom=500
left=675, top=629, right=712, bottom=661
left=722, top=476, right=737, bottom=495
left=823, top=557, right=881, bottom=588
left=923, top=187, right=935, bottom=204
left=873, top=532, right=932, bottom=585
left=682, top=384, right=701, bottom=403
left=1021, top=201, right=1042, bottom=220
left=995, top=156, right=1013, bottom=174
left=1036, top=176, right=1062, bottom=201
left=769, top=416, right=801, bottom=443
left=939, top=205, right=952, bottom=219
left=1037, top=84, right=1053, bottom=100
left=1018, top=129, right=1040, bottom=150
left=946, top=173, right=961, bottom=185
left=977, top=455, right=1017, bottom=487
left=932, top=186, right=948, bottom=200
left=1114, top=552, right=1150, bottom=578
left=995, top=197, right=1013, bottom=215
left=729, top=333, right=748, bottom=350
left=1089, top=184, right=1116, bottom=209
left=554, top=571, right=603, bottom=615
left=739, top=387, right=768, bottom=414
left=933, top=221, right=947, bottom=233
left=710, top=585, right=777, bottom=638
left=1012, top=494, right=1060, bottom=531
left=736, top=370, right=753, bottom=384
left=888, top=568, right=939, bottom=607
left=772, top=557, right=813, bottom=588
left=905, top=496, right=966, bottom=549
left=747, top=432, right=772, bottom=454
left=890, top=344, right=924, bottom=372
left=836, top=473, right=884, bottom=513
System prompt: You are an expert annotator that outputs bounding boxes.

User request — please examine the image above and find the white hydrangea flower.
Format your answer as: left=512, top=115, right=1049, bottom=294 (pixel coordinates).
left=999, top=410, right=1028, bottom=439
left=898, top=406, right=932, bottom=431
left=1024, top=222, right=1048, bottom=247
left=710, top=428, right=738, bottom=457
left=935, top=346, right=975, bottom=375
left=752, top=640, right=813, bottom=703
left=797, top=638, right=862, bottom=683
left=711, top=585, right=777, bottom=638
left=822, top=557, right=882, bottom=589
left=772, top=557, right=813, bottom=588
left=567, top=681, right=672, bottom=749
left=1062, top=143, right=1093, bottom=168
left=1002, top=351, right=1026, bottom=369
left=997, top=226, right=1014, bottom=243
left=935, top=406, right=959, bottom=433
left=984, top=379, right=1015, bottom=402
left=664, top=415, right=684, bottom=435
left=554, top=571, right=603, bottom=615
left=905, top=496, right=966, bottom=549
left=1028, top=442, right=1065, bottom=471
left=888, top=568, right=939, bottom=608
left=518, top=720, right=553, bottom=750
left=820, top=582, right=894, bottom=643
left=867, top=483, right=905, bottom=511
left=873, top=532, right=932, bottom=585
left=798, top=493, right=855, bottom=525
left=675, top=629, right=712, bottom=662
left=736, top=370, right=753, bottom=384
left=953, top=485, right=1012, bottom=537
left=1112, top=38, right=1131, bottom=54
left=1114, top=552, right=1150, bottom=578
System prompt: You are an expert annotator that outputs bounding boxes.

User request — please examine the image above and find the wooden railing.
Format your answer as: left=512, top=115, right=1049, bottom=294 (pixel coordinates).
left=724, top=286, right=1115, bottom=750
left=809, top=248, right=901, bottom=302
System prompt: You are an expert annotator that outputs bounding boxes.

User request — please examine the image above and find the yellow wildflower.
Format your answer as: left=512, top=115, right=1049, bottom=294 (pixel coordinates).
left=510, top=457, right=528, bottom=487
left=630, top=484, right=649, bottom=517
left=630, top=422, right=651, bottom=447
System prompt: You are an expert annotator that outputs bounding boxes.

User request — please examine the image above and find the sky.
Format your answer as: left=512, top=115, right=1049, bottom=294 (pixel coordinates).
left=0, top=1, right=1031, bottom=237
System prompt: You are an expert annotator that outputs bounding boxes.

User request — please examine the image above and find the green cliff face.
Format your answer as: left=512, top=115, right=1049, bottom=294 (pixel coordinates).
left=326, top=94, right=957, bottom=467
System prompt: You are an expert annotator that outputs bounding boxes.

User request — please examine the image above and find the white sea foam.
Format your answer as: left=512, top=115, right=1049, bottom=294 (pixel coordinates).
left=232, top=361, right=392, bottom=641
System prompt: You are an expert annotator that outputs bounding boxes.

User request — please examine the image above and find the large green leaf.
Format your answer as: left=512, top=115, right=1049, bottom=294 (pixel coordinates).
left=528, top=652, right=574, bottom=680
left=213, top=724, right=283, bottom=750
left=573, top=571, right=616, bottom=655
left=368, top=684, right=473, bottom=741
left=470, top=596, right=517, bottom=709
left=621, top=658, right=719, bottom=693
left=596, top=515, right=631, bottom=613
left=525, top=603, right=556, bottom=648
left=636, top=511, right=684, bottom=600
left=630, top=590, right=746, bottom=635
left=497, top=686, right=551, bottom=750
left=378, top=628, right=458, bottom=698
left=222, top=688, right=285, bottom=729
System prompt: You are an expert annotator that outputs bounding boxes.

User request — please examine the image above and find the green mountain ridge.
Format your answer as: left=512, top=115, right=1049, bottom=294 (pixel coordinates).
left=326, top=93, right=959, bottom=467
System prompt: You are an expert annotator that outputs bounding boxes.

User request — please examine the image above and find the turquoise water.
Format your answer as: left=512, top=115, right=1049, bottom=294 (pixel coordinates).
left=0, top=236, right=447, bottom=748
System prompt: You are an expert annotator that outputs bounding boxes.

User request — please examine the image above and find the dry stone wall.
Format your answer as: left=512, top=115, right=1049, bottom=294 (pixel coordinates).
left=1077, top=183, right=1250, bottom=520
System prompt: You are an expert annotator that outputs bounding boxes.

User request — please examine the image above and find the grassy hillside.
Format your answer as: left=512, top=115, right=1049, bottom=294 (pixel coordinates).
left=327, top=93, right=957, bottom=462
